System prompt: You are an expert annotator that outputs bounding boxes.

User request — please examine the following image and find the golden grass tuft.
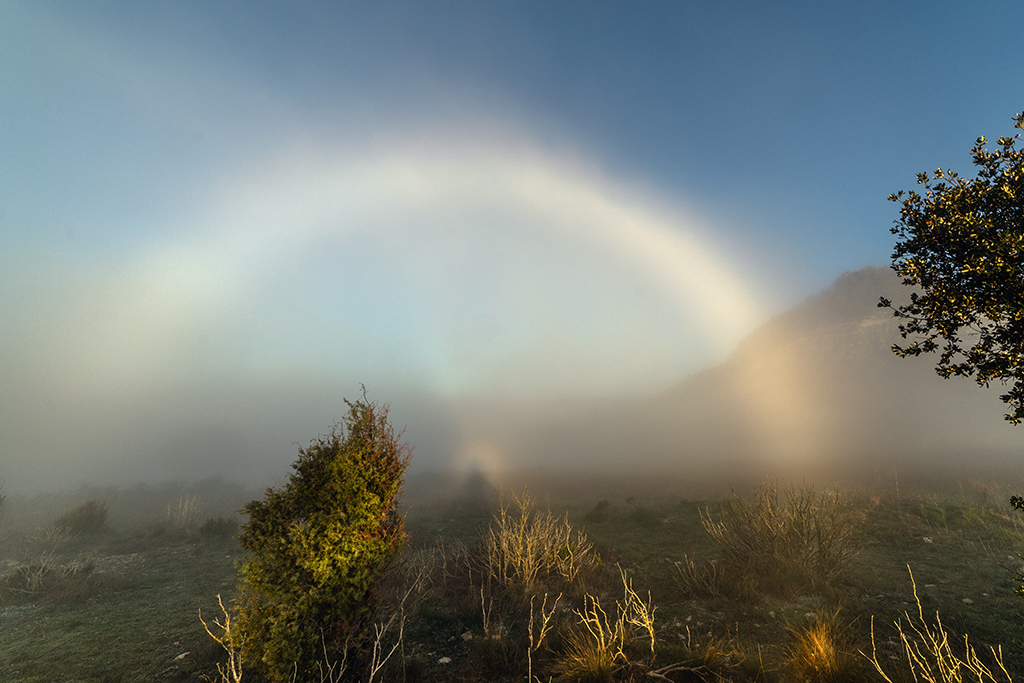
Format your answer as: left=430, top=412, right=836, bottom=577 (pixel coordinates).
left=555, top=622, right=619, bottom=683
left=785, top=610, right=866, bottom=683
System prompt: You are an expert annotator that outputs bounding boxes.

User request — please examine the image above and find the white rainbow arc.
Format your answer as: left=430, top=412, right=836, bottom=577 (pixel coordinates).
left=185, top=142, right=766, bottom=348
left=64, top=138, right=772, bottom=404
left=19, top=136, right=826, bottom=483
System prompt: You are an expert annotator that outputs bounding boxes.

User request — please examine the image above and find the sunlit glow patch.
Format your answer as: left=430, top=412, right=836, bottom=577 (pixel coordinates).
left=454, top=440, right=505, bottom=478
left=729, top=330, right=827, bottom=467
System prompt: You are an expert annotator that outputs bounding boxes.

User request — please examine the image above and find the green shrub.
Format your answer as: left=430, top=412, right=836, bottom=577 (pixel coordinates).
left=583, top=500, right=611, bottom=524
left=199, top=516, right=239, bottom=541
left=54, top=500, right=108, bottom=536
left=234, top=398, right=411, bottom=682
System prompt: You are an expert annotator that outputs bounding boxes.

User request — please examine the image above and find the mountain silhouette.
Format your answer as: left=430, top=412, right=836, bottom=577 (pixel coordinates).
left=471, top=266, right=1023, bottom=490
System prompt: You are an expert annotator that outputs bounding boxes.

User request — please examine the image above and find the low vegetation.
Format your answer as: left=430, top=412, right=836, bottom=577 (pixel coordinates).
left=690, top=480, right=858, bottom=599
left=869, top=568, right=1014, bottom=683
left=483, top=488, right=597, bottom=594
left=2, top=472, right=1023, bottom=682
left=53, top=499, right=108, bottom=536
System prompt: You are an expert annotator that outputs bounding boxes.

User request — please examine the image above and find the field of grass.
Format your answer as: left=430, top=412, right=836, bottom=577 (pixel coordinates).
left=2, top=474, right=1024, bottom=681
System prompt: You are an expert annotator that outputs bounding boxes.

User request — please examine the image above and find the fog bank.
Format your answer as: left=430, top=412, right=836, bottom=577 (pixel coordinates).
left=8, top=267, right=1021, bottom=498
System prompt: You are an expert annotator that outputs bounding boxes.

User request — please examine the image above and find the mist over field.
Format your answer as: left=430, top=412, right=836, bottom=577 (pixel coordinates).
left=428, top=267, right=1024, bottom=493
left=3, top=3, right=1023, bottom=498
left=5, top=266, right=1020, bottom=497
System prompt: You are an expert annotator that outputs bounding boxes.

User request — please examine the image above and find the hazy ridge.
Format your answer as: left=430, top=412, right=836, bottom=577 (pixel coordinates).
left=11, top=266, right=1022, bottom=496
left=454, top=266, right=1023, bottom=495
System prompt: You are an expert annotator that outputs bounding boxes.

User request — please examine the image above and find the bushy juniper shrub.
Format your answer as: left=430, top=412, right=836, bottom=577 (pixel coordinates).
left=235, top=398, right=411, bottom=682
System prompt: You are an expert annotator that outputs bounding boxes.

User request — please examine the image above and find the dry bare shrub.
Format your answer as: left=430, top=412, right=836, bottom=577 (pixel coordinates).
left=166, top=493, right=202, bottom=532
left=868, top=568, right=1013, bottom=683
left=484, top=488, right=596, bottom=594
left=555, top=593, right=622, bottom=683
left=0, top=525, right=99, bottom=604
left=364, top=544, right=439, bottom=681
left=701, top=479, right=857, bottom=597
left=527, top=591, right=561, bottom=683
left=0, top=554, right=96, bottom=602
left=200, top=594, right=244, bottom=683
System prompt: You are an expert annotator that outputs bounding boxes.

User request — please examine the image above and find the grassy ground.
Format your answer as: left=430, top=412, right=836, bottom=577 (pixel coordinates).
left=1, top=533, right=242, bottom=681
left=2, top=476, right=1024, bottom=681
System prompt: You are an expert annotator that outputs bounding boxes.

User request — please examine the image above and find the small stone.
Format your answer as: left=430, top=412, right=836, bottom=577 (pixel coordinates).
left=438, top=657, right=451, bottom=665
left=174, top=652, right=190, bottom=660
left=962, top=598, right=974, bottom=604
left=461, top=631, right=473, bottom=642
left=922, top=537, right=933, bottom=543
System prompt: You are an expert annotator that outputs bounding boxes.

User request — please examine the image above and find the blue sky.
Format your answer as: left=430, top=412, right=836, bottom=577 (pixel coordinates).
left=3, top=1, right=1023, bottom=489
